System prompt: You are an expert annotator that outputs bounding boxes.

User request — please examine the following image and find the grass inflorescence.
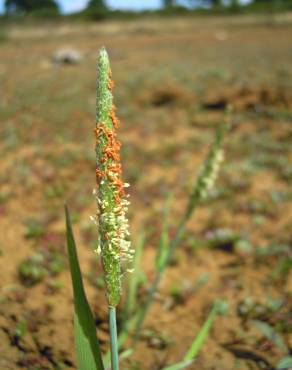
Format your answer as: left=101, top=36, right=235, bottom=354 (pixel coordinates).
left=91, top=48, right=132, bottom=308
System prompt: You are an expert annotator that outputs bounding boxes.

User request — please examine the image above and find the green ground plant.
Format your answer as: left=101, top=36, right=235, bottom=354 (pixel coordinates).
left=65, top=48, right=228, bottom=370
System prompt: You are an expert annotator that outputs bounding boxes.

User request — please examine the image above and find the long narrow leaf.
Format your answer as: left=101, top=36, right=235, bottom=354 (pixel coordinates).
left=162, top=360, right=193, bottom=370
left=162, top=301, right=228, bottom=370
left=250, top=320, right=288, bottom=354
left=276, top=356, right=292, bottom=369
left=183, top=306, right=217, bottom=361
left=65, top=206, right=104, bottom=370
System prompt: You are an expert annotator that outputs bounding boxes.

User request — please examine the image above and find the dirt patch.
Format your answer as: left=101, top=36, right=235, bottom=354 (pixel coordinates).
left=202, top=85, right=292, bottom=111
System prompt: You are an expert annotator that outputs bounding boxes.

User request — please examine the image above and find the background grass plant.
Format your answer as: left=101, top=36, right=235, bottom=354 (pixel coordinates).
left=65, top=47, right=228, bottom=370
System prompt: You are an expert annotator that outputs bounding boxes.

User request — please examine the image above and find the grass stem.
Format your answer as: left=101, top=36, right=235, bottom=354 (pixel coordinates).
left=109, top=306, right=119, bottom=370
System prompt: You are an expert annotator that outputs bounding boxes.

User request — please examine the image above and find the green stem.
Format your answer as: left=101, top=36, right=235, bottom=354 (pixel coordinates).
left=109, top=306, right=119, bottom=370
left=133, top=220, right=187, bottom=342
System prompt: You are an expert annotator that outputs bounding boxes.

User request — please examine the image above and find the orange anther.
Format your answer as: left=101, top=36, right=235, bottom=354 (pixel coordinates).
left=108, top=79, right=115, bottom=90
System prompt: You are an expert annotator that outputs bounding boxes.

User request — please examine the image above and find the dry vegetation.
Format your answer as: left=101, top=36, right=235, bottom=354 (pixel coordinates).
left=0, top=15, right=291, bottom=370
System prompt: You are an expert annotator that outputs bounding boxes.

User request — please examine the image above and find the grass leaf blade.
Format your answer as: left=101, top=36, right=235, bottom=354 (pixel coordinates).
left=161, top=360, right=193, bottom=370
left=276, top=356, right=292, bottom=369
left=65, top=205, right=104, bottom=370
left=183, top=308, right=216, bottom=361
left=250, top=320, right=288, bottom=354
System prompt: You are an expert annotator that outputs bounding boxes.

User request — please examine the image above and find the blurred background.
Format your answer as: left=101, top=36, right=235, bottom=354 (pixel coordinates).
left=0, top=1, right=291, bottom=369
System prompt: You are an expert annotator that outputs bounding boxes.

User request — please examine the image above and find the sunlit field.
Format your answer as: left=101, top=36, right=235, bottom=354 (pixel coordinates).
left=0, top=14, right=291, bottom=370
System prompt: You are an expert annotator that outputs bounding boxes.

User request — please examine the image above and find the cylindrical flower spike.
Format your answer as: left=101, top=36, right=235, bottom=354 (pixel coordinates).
left=92, top=47, right=132, bottom=307
left=184, top=124, right=226, bottom=222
